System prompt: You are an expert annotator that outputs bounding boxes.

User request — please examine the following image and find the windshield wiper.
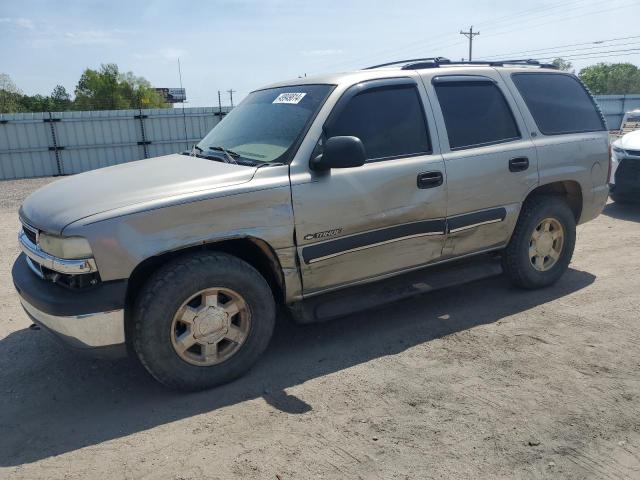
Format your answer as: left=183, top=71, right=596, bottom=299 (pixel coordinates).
left=256, top=161, right=285, bottom=169
left=208, top=146, right=239, bottom=164
left=184, top=146, right=281, bottom=167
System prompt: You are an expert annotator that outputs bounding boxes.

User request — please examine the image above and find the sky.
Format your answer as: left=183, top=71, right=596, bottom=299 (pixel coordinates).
left=1, top=0, right=639, bottom=107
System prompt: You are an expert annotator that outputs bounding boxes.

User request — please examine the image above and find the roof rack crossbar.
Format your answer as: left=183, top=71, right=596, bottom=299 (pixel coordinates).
left=365, top=57, right=558, bottom=70
left=364, top=57, right=450, bottom=70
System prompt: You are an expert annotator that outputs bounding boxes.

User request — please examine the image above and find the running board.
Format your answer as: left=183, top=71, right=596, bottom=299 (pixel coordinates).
left=290, top=253, right=503, bottom=324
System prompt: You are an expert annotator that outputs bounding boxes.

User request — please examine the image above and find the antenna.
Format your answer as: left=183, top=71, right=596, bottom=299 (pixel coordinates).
left=178, top=58, right=188, bottom=150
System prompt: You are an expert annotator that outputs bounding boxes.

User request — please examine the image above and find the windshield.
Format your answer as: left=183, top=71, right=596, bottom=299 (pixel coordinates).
left=197, top=84, right=334, bottom=163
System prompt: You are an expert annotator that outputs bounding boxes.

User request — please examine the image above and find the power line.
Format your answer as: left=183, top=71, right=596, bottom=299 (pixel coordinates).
left=312, top=0, right=609, bottom=72
left=549, top=51, right=640, bottom=62
left=477, top=0, right=608, bottom=34
left=477, top=1, right=640, bottom=45
left=480, top=34, right=640, bottom=60
left=479, top=42, right=640, bottom=64
left=316, top=0, right=599, bottom=70
left=538, top=47, right=640, bottom=60
left=472, top=0, right=602, bottom=28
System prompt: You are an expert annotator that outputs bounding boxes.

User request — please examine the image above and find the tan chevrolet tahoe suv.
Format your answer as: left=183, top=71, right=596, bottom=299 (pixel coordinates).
left=12, top=58, right=610, bottom=390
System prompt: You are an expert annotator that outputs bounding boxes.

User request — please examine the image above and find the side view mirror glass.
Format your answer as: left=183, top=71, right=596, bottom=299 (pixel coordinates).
left=310, top=136, right=366, bottom=171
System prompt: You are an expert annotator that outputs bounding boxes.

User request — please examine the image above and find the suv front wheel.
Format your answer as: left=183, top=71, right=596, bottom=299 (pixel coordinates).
left=502, top=195, right=576, bottom=289
left=132, top=252, right=276, bottom=391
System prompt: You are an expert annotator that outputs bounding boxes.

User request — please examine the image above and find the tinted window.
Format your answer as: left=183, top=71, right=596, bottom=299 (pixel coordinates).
left=512, top=73, right=605, bottom=135
left=434, top=81, right=520, bottom=150
left=327, top=86, right=430, bottom=160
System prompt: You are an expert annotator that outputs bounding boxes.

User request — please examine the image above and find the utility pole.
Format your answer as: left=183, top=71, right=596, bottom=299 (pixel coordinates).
left=459, top=26, right=480, bottom=61
left=227, top=89, right=236, bottom=108
left=217, top=90, right=222, bottom=115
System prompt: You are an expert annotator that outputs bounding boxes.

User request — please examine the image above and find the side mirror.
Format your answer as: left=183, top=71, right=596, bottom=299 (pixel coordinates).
left=310, top=136, right=366, bottom=171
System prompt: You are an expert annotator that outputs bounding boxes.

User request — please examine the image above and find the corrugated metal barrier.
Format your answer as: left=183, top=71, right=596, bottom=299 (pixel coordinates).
left=2, top=97, right=639, bottom=180
left=594, top=94, right=640, bottom=131
left=0, top=107, right=230, bottom=180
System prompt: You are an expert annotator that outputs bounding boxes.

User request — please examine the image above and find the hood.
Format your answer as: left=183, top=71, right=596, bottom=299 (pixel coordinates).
left=616, top=129, right=640, bottom=150
left=20, top=154, right=257, bottom=234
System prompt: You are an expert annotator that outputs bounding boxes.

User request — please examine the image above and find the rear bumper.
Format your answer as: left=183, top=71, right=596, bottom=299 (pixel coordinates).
left=12, top=253, right=128, bottom=355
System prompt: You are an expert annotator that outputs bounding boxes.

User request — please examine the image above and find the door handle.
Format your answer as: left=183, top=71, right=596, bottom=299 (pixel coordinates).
left=509, top=157, right=529, bottom=172
left=417, top=171, right=443, bottom=189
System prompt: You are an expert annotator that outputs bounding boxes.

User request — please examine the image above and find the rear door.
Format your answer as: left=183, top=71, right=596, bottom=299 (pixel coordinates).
left=421, top=70, right=538, bottom=258
left=290, top=77, right=447, bottom=294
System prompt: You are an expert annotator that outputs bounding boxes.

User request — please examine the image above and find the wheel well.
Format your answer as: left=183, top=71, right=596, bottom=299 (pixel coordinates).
left=525, top=181, right=583, bottom=221
left=125, top=237, right=286, bottom=316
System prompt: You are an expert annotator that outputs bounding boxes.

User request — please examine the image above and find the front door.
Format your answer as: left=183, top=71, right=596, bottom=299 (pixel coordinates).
left=421, top=70, right=538, bottom=258
left=290, top=78, right=448, bottom=294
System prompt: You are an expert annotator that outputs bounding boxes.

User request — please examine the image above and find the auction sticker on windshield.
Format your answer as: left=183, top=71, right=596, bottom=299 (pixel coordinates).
left=273, top=93, right=306, bottom=104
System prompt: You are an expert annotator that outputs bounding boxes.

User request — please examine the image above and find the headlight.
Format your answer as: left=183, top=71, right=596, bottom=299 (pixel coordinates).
left=38, top=233, right=93, bottom=259
left=612, top=146, right=626, bottom=158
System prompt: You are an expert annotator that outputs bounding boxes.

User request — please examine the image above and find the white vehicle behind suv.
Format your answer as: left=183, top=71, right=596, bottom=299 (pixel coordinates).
left=610, top=129, right=640, bottom=203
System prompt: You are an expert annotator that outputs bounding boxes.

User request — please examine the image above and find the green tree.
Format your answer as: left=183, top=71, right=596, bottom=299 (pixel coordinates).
left=74, top=63, right=168, bottom=110
left=118, top=71, right=168, bottom=109
left=0, top=73, right=24, bottom=113
left=578, top=63, right=640, bottom=95
left=551, top=57, right=573, bottom=72
left=50, top=85, right=72, bottom=111
left=18, top=94, right=51, bottom=112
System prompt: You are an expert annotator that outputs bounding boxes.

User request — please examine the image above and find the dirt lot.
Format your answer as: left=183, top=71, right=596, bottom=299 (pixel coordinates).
left=1, top=177, right=639, bottom=480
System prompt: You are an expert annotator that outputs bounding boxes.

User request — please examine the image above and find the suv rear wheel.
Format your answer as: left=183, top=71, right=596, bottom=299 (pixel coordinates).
left=132, top=252, right=275, bottom=391
left=502, top=195, right=576, bottom=289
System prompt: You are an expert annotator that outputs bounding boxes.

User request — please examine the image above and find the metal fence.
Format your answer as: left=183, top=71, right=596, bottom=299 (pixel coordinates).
left=2, top=96, right=640, bottom=180
left=594, top=94, right=640, bottom=130
left=0, top=107, right=230, bottom=181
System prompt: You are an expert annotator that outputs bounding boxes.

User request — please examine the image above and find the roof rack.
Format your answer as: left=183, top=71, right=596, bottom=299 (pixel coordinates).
left=364, top=57, right=449, bottom=70
left=365, top=57, right=558, bottom=70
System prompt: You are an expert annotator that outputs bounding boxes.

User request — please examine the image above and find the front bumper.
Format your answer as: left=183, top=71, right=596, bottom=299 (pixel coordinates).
left=12, top=253, right=128, bottom=354
left=610, top=183, right=640, bottom=202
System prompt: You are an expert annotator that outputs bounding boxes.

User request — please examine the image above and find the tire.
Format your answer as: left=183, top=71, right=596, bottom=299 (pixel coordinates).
left=502, top=195, right=576, bottom=289
left=132, top=251, right=276, bottom=391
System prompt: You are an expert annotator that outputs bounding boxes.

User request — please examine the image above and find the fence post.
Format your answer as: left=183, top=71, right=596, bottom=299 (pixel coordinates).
left=135, top=108, right=150, bottom=159
left=44, top=111, right=63, bottom=175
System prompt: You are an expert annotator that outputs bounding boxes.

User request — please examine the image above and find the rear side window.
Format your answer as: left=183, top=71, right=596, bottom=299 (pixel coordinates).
left=434, top=81, right=520, bottom=150
left=511, top=73, right=606, bottom=135
left=327, top=85, right=431, bottom=160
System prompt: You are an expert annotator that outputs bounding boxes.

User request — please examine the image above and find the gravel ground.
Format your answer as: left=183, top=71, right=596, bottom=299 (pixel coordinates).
left=1, top=177, right=639, bottom=480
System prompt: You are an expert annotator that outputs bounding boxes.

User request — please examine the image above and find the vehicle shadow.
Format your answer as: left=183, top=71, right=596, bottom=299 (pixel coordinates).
left=602, top=201, right=640, bottom=222
left=0, top=268, right=595, bottom=466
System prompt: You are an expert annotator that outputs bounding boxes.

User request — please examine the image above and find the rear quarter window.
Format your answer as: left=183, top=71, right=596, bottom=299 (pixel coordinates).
left=511, top=73, right=606, bottom=135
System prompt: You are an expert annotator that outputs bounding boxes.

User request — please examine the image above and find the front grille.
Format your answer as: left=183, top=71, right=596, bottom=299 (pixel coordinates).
left=616, top=158, right=640, bottom=185
left=22, top=225, right=37, bottom=245
left=625, top=149, right=640, bottom=157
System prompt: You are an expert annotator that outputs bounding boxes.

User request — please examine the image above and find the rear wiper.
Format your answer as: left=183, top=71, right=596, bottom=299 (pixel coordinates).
left=208, top=146, right=239, bottom=164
